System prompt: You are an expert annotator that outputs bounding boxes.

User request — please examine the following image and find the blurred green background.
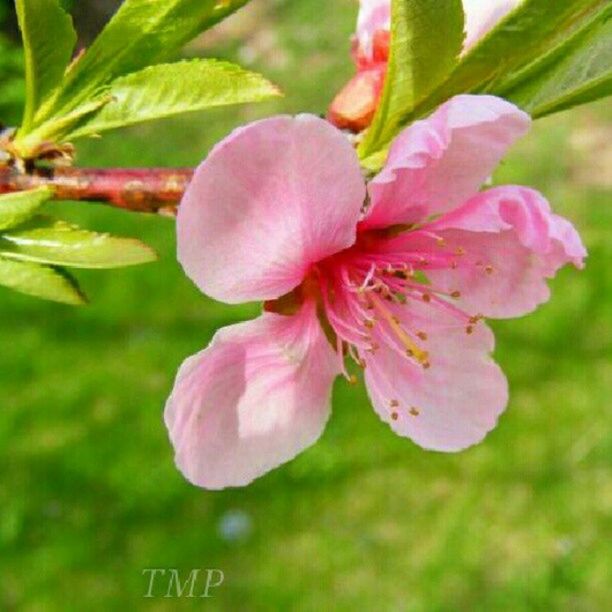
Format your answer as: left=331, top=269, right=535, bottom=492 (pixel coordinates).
left=1, top=0, right=610, bottom=609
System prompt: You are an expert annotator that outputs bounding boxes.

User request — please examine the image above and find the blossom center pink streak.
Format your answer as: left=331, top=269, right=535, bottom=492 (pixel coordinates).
left=291, top=224, right=483, bottom=419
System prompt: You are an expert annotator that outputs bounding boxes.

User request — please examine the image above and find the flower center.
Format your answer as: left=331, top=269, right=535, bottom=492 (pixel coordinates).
left=314, top=227, right=487, bottom=384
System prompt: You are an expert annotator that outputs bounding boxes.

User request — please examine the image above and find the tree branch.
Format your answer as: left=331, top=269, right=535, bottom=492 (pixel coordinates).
left=0, top=166, right=194, bottom=215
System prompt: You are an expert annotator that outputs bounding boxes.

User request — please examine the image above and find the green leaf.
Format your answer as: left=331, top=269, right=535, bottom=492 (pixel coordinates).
left=0, top=218, right=157, bottom=269
left=41, top=0, right=226, bottom=117
left=68, top=59, right=281, bottom=139
left=500, top=4, right=612, bottom=117
left=0, top=188, right=53, bottom=231
left=0, top=256, right=86, bottom=305
left=358, top=0, right=464, bottom=161
left=15, top=0, right=76, bottom=131
left=416, top=0, right=607, bottom=116
left=14, top=97, right=110, bottom=156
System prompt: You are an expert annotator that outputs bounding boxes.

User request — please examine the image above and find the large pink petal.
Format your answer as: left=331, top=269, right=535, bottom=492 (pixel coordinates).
left=364, top=299, right=508, bottom=451
left=425, top=186, right=587, bottom=319
left=177, top=115, right=365, bottom=304
left=362, top=95, right=530, bottom=229
left=463, top=0, right=522, bottom=52
left=164, top=303, right=340, bottom=489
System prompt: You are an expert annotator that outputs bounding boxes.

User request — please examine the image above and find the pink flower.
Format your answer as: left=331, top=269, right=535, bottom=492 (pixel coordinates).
left=167, top=95, right=585, bottom=489
left=329, top=0, right=522, bottom=131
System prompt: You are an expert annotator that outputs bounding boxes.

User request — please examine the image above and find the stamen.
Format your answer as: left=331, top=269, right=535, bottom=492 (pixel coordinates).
left=358, top=263, right=377, bottom=292
left=370, top=295, right=429, bottom=366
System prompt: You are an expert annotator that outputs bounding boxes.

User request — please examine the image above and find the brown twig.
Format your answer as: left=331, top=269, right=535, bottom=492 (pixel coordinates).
left=0, top=166, right=194, bottom=216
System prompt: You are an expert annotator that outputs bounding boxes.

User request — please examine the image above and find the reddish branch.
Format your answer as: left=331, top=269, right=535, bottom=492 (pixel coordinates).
left=0, top=166, right=194, bottom=215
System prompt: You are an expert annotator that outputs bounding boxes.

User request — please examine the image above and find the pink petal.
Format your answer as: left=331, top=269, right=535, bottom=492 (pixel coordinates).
left=165, top=303, right=340, bottom=489
left=364, top=299, right=508, bottom=451
left=463, top=0, right=522, bottom=52
left=362, top=95, right=531, bottom=230
left=177, top=115, right=365, bottom=304
left=356, top=0, right=391, bottom=63
left=426, top=186, right=587, bottom=318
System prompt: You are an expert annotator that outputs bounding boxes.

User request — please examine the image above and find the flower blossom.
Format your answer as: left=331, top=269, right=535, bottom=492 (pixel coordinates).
left=328, top=0, right=523, bottom=131
left=166, top=95, right=585, bottom=489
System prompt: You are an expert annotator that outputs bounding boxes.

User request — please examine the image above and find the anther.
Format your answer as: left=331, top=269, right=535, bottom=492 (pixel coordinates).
left=451, top=290, right=461, bottom=299
left=409, top=406, right=420, bottom=416
left=485, top=265, right=495, bottom=275
left=417, top=331, right=428, bottom=341
left=422, top=293, right=432, bottom=303
left=466, top=325, right=474, bottom=335
left=391, top=412, right=399, bottom=421
left=455, top=247, right=466, bottom=256
left=389, top=399, right=399, bottom=408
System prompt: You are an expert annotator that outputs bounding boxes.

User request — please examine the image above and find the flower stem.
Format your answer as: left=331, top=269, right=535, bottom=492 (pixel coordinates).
left=0, top=166, right=194, bottom=215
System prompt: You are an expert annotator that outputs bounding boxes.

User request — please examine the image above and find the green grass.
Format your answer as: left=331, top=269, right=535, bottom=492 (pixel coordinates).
left=1, top=1, right=611, bottom=609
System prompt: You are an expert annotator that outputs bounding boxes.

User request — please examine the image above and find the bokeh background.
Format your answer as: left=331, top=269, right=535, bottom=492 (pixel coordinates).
left=1, top=1, right=610, bottom=609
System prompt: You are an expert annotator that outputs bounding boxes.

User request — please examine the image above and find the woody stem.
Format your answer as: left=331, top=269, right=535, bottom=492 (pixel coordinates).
left=0, top=166, right=194, bottom=215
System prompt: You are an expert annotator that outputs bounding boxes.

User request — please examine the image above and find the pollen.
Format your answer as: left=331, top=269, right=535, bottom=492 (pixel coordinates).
left=389, top=399, right=400, bottom=408
left=409, top=406, right=420, bottom=416
left=451, top=290, right=461, bottom=299
left=485, top=264, right=495, bottom=275
left=455, top=247, right=466, bottom=256
left=466, top=325, right=474, bottom=335
left=391, top=412, right=399, bottom=421
left=422, top=293, right=432, bottom=303
left=416, top=331, right=428, bottom=341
